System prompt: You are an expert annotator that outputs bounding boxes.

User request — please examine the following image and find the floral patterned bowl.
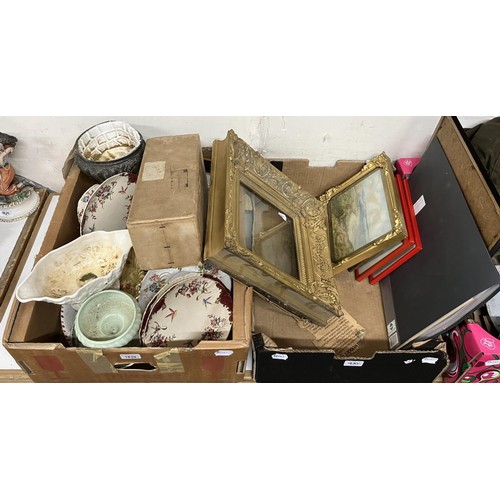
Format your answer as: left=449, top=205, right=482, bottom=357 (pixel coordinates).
left=140, top=274, right=233, bottom=348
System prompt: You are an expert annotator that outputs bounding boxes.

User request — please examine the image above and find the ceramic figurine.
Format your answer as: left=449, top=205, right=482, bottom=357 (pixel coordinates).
left=0, top=132, right=40, bottom=222
left=0, top=132, right=23, bottom=198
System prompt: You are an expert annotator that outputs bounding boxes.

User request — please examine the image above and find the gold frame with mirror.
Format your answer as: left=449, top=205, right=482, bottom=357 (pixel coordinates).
left=204, top=130, right=341, bottom=325
left=204, top=131, right=407, bottom=326
left=320, top=152, right=407, bottom=274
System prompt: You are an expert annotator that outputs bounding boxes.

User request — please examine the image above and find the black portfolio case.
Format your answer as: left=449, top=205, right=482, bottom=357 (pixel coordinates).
left=380, top=121, right=500, bottom=349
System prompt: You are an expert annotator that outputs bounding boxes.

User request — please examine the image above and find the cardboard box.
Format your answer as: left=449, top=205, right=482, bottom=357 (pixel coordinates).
left=127, top=134, right=208, bottom=270
left=251, top=159, right=448, bottom=383
left=2, top=165, right=252, bottom=382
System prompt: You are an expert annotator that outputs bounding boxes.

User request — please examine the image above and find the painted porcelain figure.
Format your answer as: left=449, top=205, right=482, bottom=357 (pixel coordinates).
left=0, top=132, right=23, bottom=198
left=0, top=132, right=41, bottom=222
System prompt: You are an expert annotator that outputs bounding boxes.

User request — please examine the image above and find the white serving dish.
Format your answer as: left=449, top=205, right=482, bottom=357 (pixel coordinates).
left=16, top=229, right=133, bottom=309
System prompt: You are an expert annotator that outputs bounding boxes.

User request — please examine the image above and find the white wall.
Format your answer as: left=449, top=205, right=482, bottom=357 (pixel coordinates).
left=1, top=116, right=492, bottom=193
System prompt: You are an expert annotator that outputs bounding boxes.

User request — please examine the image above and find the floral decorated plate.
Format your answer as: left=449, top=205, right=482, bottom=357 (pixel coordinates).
left=139, top=272, right=201, bottom=335
left=80, top=172, right=137, bottom=235
left=77, top=183, right=99, bottom=226
left=138, top=262, right=232, bottom=312
left=140, top=274, right=233, bottom=348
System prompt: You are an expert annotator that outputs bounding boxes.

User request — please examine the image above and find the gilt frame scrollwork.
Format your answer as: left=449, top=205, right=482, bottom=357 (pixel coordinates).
left=204, top=130, right=342, bottom=325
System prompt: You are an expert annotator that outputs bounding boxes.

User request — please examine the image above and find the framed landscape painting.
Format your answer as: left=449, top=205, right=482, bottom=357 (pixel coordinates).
left=320, top=152, right=407, bottom=274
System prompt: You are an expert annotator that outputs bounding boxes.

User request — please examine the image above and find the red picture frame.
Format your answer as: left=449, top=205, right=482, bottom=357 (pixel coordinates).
left=354, top=174, right=422, bottom=284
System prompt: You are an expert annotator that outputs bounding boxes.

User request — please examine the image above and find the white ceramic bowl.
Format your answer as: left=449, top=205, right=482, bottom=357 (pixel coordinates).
left=75, top=290, right=141, bottom=348
left=16, top=229, right=133, bottom=309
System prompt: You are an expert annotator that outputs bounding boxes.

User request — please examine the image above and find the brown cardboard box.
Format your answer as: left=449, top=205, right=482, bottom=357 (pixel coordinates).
left=2, top=165, right=252, bottom=382
left=127, top=134, right=208, bottom=270
left=251, top=159, right=449, bottom=383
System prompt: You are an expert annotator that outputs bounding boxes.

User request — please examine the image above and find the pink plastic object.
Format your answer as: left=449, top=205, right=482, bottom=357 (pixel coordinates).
left=395, top=158, right=421, bottom=178
left=444, top=322, right=500, bottom=383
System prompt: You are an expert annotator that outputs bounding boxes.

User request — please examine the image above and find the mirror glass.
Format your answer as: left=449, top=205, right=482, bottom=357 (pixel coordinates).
left=238, top=183, right=299, bottom=278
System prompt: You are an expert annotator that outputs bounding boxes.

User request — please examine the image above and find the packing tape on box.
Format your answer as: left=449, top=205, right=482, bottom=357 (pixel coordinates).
left=154, top=349, right=185, bottom=373
left=76, top=349, right=117, bottom=374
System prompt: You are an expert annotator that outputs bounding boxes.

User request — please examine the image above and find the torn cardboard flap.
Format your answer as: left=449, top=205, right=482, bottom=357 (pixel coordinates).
left=296, top=308, right=365, bottom=357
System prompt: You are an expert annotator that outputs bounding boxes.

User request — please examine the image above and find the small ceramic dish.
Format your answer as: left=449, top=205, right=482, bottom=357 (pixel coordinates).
left=140, top=274, right=233, bottom=348
left=16, top=229, right=133, bottom=309
left=0, top=188, right=40, bottom=223
left=74, top=290, right=141, bottom=348
left=80, top=172, right=137, bottom=235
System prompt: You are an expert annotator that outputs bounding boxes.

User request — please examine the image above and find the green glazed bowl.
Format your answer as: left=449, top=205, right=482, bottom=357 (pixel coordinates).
left=75, top=290, right=141, bottom=348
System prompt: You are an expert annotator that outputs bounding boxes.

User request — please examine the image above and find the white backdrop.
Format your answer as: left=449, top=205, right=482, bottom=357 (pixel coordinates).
left=1, top=116, right=492, bottom=193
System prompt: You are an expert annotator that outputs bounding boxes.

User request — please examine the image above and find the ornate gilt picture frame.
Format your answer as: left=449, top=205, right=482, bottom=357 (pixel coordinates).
left=320, top=152, right=407, bottom=274
left=204, top=130, right=342, bottom=326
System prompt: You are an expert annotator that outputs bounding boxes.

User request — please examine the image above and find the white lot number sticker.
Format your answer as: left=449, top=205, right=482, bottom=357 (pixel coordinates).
left=422, top=357, right=438, bottom=365
left=214, top=350, right=233, bottom=357
left=343, top=360, right=364, bottom=367
left=271, top=353, right=288, bottom=361
left=120, top=354, right=142, bottom=360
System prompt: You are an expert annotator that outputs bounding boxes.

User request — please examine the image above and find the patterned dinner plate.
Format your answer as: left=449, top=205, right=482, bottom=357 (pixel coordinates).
left=76, top=183, right=99, bottom=226
left=139, top=272, right=201, bottom=336
left=80, top=172, right=137, bottom=235
left=140, top=274, right=233, bottom=348
left=137, top=263, right=232, bottom=313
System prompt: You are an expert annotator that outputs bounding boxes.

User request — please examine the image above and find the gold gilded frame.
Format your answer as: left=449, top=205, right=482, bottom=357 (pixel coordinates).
left=204, top=130, right=342, bottom=325
left=320, top=152, right=407, bottom=274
